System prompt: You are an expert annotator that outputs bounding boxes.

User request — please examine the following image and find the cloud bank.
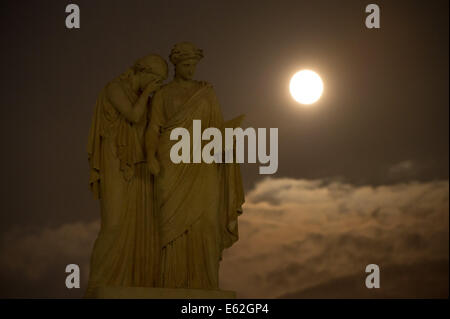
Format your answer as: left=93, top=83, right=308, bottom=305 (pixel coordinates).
left=0, top=178, right=448, bottom=298
left=219, top=178, right=449, bottom=298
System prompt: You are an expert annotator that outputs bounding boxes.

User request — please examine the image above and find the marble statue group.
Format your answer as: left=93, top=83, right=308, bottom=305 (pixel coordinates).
left=85, top=42, right=245, bottom=298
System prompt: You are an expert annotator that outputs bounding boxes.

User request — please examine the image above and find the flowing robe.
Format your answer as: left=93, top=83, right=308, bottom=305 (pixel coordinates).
left=85, top=70, right=159, bottom=297
left=148, top=81, right=245, bottom=289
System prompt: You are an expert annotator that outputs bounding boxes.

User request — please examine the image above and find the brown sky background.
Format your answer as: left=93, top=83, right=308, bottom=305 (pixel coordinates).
left=0, top=0, right=448, bottom=298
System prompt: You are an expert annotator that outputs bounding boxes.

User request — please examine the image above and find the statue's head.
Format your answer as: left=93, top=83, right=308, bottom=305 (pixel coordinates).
left=132, top=54, right=168, bottom=90
left=169, top=42, right=203, bottom=81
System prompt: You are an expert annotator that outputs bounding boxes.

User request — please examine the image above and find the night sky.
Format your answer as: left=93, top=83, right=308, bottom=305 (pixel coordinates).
left=0, top=0, right=448, bottom=298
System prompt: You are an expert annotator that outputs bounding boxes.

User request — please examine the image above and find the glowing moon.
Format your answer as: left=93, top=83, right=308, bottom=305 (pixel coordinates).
left=289, top=70, right=324, bottom=104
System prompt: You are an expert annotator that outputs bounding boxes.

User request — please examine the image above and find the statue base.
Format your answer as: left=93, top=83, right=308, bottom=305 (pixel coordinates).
left=90, top=286, right=236, bottom=299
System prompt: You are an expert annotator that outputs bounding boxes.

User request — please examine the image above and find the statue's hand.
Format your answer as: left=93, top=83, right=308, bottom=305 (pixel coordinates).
left=145, top=79, right=163, bottom=94
left=148, top=155, right=160, bottom=176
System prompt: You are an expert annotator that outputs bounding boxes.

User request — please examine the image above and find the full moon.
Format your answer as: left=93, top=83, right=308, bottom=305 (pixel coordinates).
left=289, top=70, right=324, bottom=105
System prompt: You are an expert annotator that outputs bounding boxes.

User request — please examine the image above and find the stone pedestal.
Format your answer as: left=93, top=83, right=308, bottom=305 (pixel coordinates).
left=91, top=286, right=236, bottom=299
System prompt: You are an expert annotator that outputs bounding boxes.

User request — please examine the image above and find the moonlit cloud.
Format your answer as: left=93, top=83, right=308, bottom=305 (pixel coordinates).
left=219, top=177, right=449, bottom=298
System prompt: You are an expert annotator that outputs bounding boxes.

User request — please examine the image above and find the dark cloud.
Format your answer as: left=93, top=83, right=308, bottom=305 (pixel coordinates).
left=0, top=221, right=99, bottom=298
left=279, top=260, right=449, bottom=299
